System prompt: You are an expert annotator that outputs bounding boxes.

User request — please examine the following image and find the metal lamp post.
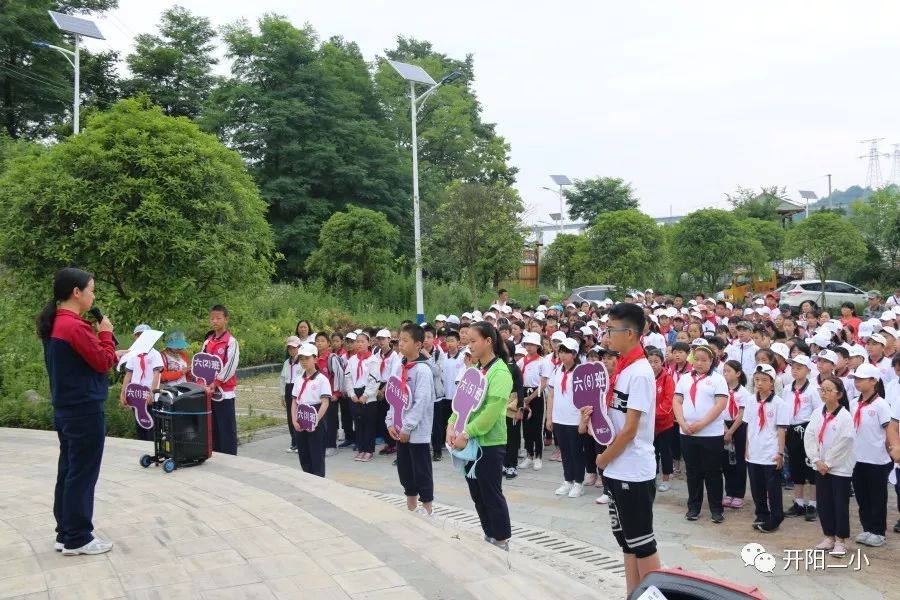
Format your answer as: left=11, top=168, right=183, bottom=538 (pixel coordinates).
left=387, top=60, right=462, bottom=324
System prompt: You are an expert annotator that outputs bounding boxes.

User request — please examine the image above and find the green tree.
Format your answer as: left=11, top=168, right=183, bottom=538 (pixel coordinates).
left=740, top=217, right=785, bottom=262
left=0, top=0, right=119, bottom=139
left=564, top=177, right=639, bottom=226
left=0, top=98, right=274, bottom=324
left=123, top=6, right=218, bottom=119
left=204, top=16, right=407, bottom=276
left=786, top=212, right=867, bottom=306
left=584, top=210, right=665, bottom=291
left=305, top=206, right=399, bottom=289
left=431, top=183, right=526, bottom=305
left=540, top=233, right=584, bottom=289
left=671, top=209, right=767, bottom=291
left=726, top=185, right=790, bottom=222
left=850, top=187, right=900, bottom=272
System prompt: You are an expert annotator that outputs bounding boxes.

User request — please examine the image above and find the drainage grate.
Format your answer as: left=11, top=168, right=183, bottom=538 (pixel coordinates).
left=361, top=490, right=625, bottom=580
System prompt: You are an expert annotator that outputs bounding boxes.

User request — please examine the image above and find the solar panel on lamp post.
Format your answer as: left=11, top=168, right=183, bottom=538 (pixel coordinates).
left=798, top=190, right=817, bottom=218
left=33, top=11, right=105, bottom=135
left=548, top=175, right=572, bottom=235
left=387, top=60, right=463, bottom=324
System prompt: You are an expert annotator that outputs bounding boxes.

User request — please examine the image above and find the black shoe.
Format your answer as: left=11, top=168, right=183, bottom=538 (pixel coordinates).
left=894, top=519, right=900, bottom=534
left=338, top=440, right=354, bottom=449
left=784, top=481, right=794, bottom=490
left=685, top=511, right=700, bottom=521
left=785, top=502, right=805, bottom=517
left=755, top=522, right=779, bottom=533
left=805, top=505, right=818, bottom=522
left=711, top=513, right=725, bottom=524
left=752, top=519, right=766, bottom=527
left=505, top=467, right=518, bottom=480
left=432, top=452, right=442, bottom=462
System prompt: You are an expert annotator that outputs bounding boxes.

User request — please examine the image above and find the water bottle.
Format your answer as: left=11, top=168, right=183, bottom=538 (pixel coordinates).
left=726, top=441, right=737, bottom=466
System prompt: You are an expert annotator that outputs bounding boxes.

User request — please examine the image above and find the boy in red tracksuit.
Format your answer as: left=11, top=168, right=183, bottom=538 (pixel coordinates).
left=201, top=305, right=240, bottom=455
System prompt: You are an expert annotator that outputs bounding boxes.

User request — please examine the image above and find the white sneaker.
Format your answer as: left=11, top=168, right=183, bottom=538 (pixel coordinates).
left=415, top=507, right=434, bottom=518
left=62, top=537, right=113, bottom=556
left=595, top=494, right=610, bottom=504
left=855, top=531, right=873, bottom=545
left=518, top=448, right=526, bottom=458
left=568, top=483, right=584, bottom=498
left=54, top=541, right=63, bottom=552
left=867, top=534, right=885, bottom=547
left=325, top=448, right=337, bottom=457
left=285, top=446, right=297, bottom=453
left=518, top=457, right=533, bottom=469
left=657, top=482, right=671, bottom=492
left=555, top=482, right=574, bottom=496
left=533, top=458, right=543, bottom=471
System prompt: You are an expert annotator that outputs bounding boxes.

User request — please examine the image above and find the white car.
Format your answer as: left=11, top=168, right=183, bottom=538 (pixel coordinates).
left=774, top=279, right=868, bottom=308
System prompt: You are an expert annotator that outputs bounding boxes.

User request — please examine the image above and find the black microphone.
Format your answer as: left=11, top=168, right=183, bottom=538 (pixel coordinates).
left=89, top=307, right=119, bottom=346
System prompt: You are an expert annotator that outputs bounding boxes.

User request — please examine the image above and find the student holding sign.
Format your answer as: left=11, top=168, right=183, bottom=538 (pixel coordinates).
left=291, top=343, right=331, bottom=477
left=200, top=305, right=240, bottom=455
left=447, top=322, right=513, bottom=551
left=387, top=323, right=436, bottom=515
left=119, top=323, right=163, bottom=441
left=545, top=337, right=588, bottom=498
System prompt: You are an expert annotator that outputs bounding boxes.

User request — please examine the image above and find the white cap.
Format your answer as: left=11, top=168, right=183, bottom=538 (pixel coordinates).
left=344, top=332, right=357, bottom=341
left=285, top=335, right=303, bottom=347
left=848, top=345, right=868, bottom=358
left=753, top=298, right=765, bottom=305
left=376, top=328, right=391, bottom=338
left=704, top=298, right=716, bottom=304
left=577, top=311, right=587, bottom=317
left=811, top=333, right=832, bottom=348
left=880, top=311, right=896, bottom=321
left=603, top=298, right=614, bottom=306
left=447, top=315, right=460, bottom=325
left=133, top=323, right=151, bottom=334
left=649, top=315, right=659, bottom=325
left=688, top=299, right=698, bottom=306
left=566, top=303, right=576, bottom=308
left=866, top=318, right=883, bottom=332
left=354, top=329, right=363, bottom=334
left=579, top=325, right=594, bottom=337
left=868, top=333, right=887, bottom=346
left=461, top=312, right=473, bottom=320
left=533, top=312, right=545, bottom=322
left=298, top=343, right=317, bottom=357
left=754, top=364, right=777, bottom=379
left=472, top=310, right=483, bottom=320
left=484, top=312, right=497, bottom=320
left=859, top=322, right=874, bottom=339
left=536, top=305, right=548, bottom=312
left=690, top=338, right=709, bottom=346
left=790, top=355, right=814, bottom=370
left=514, top=344, right=527, bottom=356
left=756, top=307, right=769, bottom=316
left=852, top=363, right=882, bottom=380
left=725, top=302, right=733, bottom=310
left=645, top=288, right=654, bottom=294
left=770, top=342, right=790, bottom=361
left=435, top=314, right=447, bottom=322
left=550, top=331, right=567, bottom=342
left=522, top=332, right=542, bottom=346
left=815, top=349, right=838, bottom=365
left=501, top=305, right=512, bottom=314
left=560, top=338, right=580, bottom=353
left=667, top=307, right=678, bottom=317
left=600, top=314, right=609, bottom=323
left=490, top=304, right=500, bottom=311
left=881, top=326, right=898, bottom=339
left=743, top=308, right=755, bottom=316
left=588, top=320, right=599, bottom=329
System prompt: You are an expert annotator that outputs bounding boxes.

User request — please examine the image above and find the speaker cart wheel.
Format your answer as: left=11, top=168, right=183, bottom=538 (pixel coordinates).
left=162, top=459, right=176, bottom=473
left=139, top=454, right=153, bottom=468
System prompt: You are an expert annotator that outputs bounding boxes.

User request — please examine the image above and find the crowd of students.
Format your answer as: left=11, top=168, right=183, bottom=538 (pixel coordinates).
left=278, top=288, right=900, bottom=595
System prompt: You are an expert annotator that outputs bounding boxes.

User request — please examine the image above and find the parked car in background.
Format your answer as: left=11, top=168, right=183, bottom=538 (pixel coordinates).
left=566, top=285, right=616, bottom=306
left=774, top=279, right=868, bottom=308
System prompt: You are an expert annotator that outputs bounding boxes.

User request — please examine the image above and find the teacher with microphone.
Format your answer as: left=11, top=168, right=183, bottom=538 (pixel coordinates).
left=37, top=267, right=122, bottom=556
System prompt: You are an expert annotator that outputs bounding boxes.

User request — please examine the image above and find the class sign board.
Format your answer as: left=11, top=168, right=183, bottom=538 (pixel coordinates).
left=571, top=362, right=616, bottom=445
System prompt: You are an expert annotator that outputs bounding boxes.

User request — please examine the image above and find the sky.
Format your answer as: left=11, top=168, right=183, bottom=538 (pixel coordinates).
left=82, top=0, right=900, bottom=227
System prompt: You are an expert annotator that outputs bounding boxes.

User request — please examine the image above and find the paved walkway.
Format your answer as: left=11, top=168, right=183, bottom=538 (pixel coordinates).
left=239, top=425, right=898, bottom=600
left=0, top=428, right=601, bottom=600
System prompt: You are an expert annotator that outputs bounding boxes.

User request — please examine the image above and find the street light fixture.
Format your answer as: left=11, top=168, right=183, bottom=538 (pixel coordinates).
left=33, top=11, right=105, bottom=135
left=798, top=190, right=817, bottom=218
left=547, top=175, right=572, bottom=235
left=387, top=59, right=463, bottom=324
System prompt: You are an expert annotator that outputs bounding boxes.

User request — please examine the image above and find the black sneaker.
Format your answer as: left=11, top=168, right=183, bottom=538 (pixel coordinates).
left=785, top=502, right=805, bottom=517
left=894, top=519, right=900, bottom=534
left=685, top=511, right=700, bottom=521
left=755, top=522, right=779, bottom=533
left=752, top=519, right=766, bottom=527
left=711, top=513, right=725, bottom=524
left=432, top=452, right=442, bottom=462
left=338, top=440, right=354, bottom=449
left=506, top=467, right=518, bottom=479
left=784, top=481, right=794, bottom=490
left=805, top=505, right=818, bottom=522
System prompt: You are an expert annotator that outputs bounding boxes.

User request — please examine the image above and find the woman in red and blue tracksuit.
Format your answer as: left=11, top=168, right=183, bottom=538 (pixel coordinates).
left=38, top=268, right=119, bottom=556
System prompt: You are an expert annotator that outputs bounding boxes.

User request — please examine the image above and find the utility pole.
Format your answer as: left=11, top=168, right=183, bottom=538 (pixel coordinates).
left=859, top=138, right=889, bottom=189
left=827, top=174, right=832, bottom=209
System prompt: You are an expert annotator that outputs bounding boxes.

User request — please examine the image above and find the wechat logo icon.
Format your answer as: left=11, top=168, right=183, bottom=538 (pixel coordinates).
left=741, top=543, right=777, bottom=573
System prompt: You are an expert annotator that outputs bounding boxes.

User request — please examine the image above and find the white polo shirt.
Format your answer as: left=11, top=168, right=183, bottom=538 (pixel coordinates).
left=786, top=379, right=821, bottom=424
left=722, top=385, right=752, bottom=422
left=293, top=370, right=332, bottom=406
left=850, top=395, right=892, bottom=465
left=549, top=365, right=580, bottom=426
left=675, top=370, right=728, bottom=436
left=745, top=393, right=790, bottom=465
left=519, top=354, right=551, bottom=389
left=124, top=349, right=163, bottom=387
left=603, top=358, right=657, bottom=483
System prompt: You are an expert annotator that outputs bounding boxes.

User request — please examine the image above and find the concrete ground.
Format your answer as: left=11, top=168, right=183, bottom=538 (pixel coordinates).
left=234, top=370, right=898, bottom=600
left=0, top=428, right=604, bottom=600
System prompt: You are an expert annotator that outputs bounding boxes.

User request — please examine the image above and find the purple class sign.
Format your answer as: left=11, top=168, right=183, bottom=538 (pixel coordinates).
left=124, top=383, right=154, bottom=430
left=571, top=362, right=616, bottom=445
left=451, top=368, right=487, bottom=436
left=385, top=376, right=409, bottom=432
left=296, top=403, right=318, bottom=432
left=191, top=352, right=223, bottom=400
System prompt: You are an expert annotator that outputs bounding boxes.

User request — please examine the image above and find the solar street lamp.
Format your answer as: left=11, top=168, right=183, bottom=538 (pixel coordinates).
left=33, top=11, right=105, bottom=134
left=387, top=60, right=463, bottom=324
left=798, top=190, right=817, bottom=218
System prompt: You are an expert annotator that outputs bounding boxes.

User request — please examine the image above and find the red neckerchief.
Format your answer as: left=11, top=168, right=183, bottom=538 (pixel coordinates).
left=756, top=392, right=774, bottom=431
left=819, top=406, right=838, bottom=446
left=561, top=363, right=573, bottom=393
left=689, top=371, right=708, bottom=407
left=296, top=371, right=317, bottom=401
left=792, top=379, right=809, bottom=417
left=379, top=350, right=393, bottom=375
left=606, top=344, right=647, bottom=407
left=551, top=354, right=561, bottom=369
left=521, top=353, right=541, bottom=374
left=854, top=393, right=877, bottom=429
left=727, top=386, right=740, bottom=420
left=400, top=357, right=418, bottom=390
left=355, top=351, right=371, bottom=379
left=137, top=353, right=147, bottom=382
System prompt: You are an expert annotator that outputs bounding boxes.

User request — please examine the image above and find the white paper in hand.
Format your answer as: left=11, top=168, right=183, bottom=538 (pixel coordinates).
left=117, top=329, right=164, bottom=370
